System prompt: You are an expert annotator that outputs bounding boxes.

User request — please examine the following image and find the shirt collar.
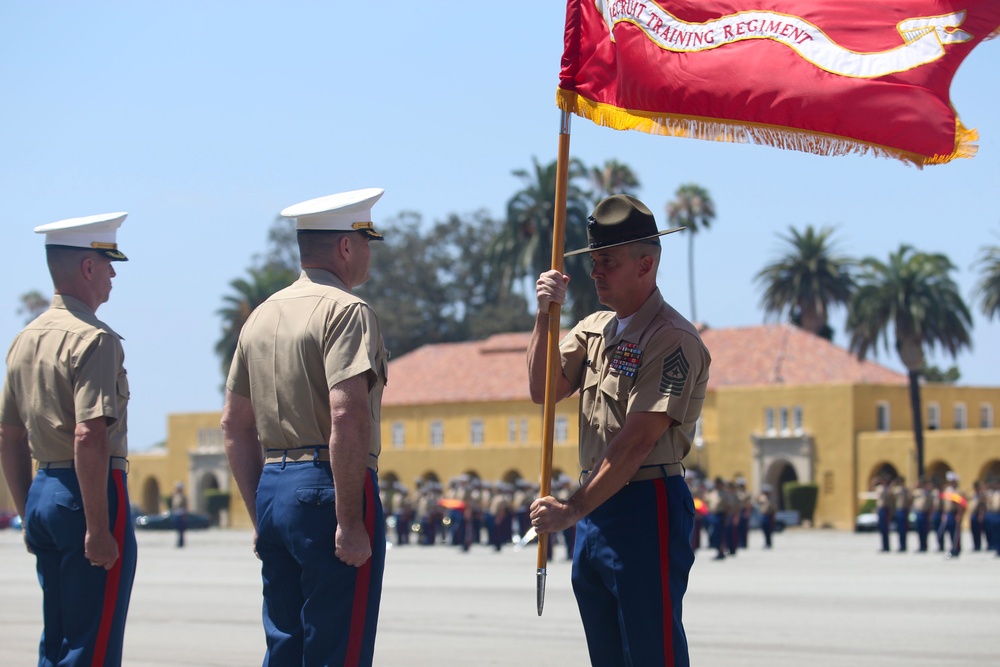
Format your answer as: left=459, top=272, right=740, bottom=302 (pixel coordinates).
left=300, top=267, right=350, bottom=291
left=51, top=293, right=95, bottom=315
left=606, top=288, right=664, bottom=347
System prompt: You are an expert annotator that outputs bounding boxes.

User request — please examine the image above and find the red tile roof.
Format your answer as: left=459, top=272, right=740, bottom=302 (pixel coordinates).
left=382, top=323, right=905, bottom=406
left=700, top=324, right=906, bottom=388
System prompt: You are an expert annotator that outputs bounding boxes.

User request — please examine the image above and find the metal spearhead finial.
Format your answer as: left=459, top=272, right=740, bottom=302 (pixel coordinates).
left=536, top=568, right=547, bottom=616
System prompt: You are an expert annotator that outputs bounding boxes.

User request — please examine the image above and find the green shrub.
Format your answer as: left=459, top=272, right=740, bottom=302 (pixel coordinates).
left=203, top=490, right=231, bottom=515
left=783, top=482, right=819, bottom=523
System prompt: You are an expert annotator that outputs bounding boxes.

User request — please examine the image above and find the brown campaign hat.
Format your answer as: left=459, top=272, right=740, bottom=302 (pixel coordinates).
left=564, top=194, right=683, bottom=257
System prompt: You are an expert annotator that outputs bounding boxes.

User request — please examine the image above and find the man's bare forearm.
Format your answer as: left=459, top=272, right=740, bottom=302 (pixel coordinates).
left=0, top=424, right=32, bottom=518
left=75, top=417, right=111, bottom=534
left=329, top=375, right=370, bottom=528
left=222, top=391, right=263, bottom=529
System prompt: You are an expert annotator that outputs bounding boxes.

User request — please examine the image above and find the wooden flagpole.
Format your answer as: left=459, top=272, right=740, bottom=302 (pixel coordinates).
left=537, top=109, right=572, bottom=616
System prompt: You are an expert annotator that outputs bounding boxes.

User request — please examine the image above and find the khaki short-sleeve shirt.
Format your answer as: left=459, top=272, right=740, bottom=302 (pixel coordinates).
left=0, top=294, right=129, bottom=461
left=559, top=288, right=711, bottom=471
left=226, top=269, right=387, bottom=468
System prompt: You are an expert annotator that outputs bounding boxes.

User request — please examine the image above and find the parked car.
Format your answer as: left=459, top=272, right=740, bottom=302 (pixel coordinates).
left=0, top=510, right=17, bottom=529
left=748, top=508, right=801, bottom=532
left=749, top=507, right=784, bottom=532
left=854, top=512, right=879, bottom=532
left=134, top=511, right=211, bottom=530
left=854, top=510, right=917, bottom=532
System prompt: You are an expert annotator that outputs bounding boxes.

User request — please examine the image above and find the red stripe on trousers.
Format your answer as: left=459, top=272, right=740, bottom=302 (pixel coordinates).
left=92, top=469, right=126, bottom=667
left=654, top=480, right=675, bottom=665
left=345, top=472, right=375, bottom=666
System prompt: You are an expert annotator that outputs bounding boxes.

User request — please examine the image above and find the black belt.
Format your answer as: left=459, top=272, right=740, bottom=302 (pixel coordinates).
left=581, top=462, right=684, bottom=485
left=38, top=457, right=129, bottom=472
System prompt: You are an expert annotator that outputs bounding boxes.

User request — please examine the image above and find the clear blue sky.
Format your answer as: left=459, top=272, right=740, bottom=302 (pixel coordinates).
left=2, top=3, right=998, bottom=450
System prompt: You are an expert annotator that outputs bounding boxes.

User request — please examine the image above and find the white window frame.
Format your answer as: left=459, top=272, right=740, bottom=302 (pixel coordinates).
left=927, top=402, right=941, bottom=431
left=793, top=406, right=803, bottom=434
left=554, top=415, right=568, bottom=443
left=430, top=421, right=444, bottom=448
left=520, top=418, right=529, bottom=443
left=197, top=428, right=223, bottom=450
left=876, top=402, right=890, bottom=432
left=979, top=403, right=993, bottom=429
left=779, top=407, right=789, bottom=434
left=508, top=418, right=518, bottom=443
left=765, top=408, right=775, bottom=435
left=391, top=421, right=405, bottom=449
left=470, top=419, right=484, bottom=447
left=953, top=403, right=967, bottom=430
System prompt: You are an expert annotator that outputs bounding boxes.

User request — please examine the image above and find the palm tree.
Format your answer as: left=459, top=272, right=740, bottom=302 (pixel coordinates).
left=755, top=225, right=855, bottom=339
left=589, top=159, right=640, bottom=201
left=17, top=290, right=50, bottom=324
left=215, top=264, right=298, bottom=381
left=666, top=184, right=716, bottom=322
left=847, top=245, right=972, bottom=478
left=973, top=236, right=1000, bottom=320
left=488, top=156, right=597, bottom=322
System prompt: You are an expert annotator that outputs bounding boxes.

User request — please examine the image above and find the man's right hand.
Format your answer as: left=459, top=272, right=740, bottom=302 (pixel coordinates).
left=335, top=522, right=372, bottom=568
left=536, top=270, right=569, bottom=312
left=85, top=528, right=119, bottom=571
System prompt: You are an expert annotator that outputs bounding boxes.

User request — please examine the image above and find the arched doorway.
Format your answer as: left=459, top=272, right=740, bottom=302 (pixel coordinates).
left=197, top=471, right=221, bottom=526
left=867, top=461, right=900, bottom=486
left=751, top=433, right=814, bottom=499
left=925, top=460, right=951, bottom=486
left=977, top=459, right=1000, bottom=483
left=141, top=477, right=161, bottom=514
left=501, top=469, right=523, bottom=485
left=764, top=460, right=799, bottom=510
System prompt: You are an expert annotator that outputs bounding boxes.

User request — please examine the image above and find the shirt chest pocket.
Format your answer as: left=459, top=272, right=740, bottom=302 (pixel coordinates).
left=117, top=370, right=130, bottom=401
left=599, top=372, right=634, bottom=436
left=600, top=371, right=635, bottom=402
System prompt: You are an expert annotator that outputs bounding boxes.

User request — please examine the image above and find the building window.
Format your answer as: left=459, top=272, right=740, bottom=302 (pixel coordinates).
left=927, top=402, right=940, bottom=430
left=980, top=403, right=993, bottom=429
left=430, top=421, right=444, bottom=448
left=521, top=418, right=529, bottom=443
left=793, top=406, right=803, bottom=434
left=555, top=416, right=568, bottom=443
left=876, top=402, right=890, bottom=432
left=197, top=428, right=223, bottom=450
left=954, top=403, right=967, bottom=430
left=508, top=418, right=517, bottom=443
left=779, top=407, right=789, bottom=433
left=765, top=408, right=775, bottom=434
left=391, top=422, right=405, bottom=449
left=470, top=419, right=484, bottom=447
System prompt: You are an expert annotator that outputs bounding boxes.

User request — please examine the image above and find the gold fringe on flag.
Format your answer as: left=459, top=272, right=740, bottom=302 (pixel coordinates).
left=556, top=89, right=978, bottom=168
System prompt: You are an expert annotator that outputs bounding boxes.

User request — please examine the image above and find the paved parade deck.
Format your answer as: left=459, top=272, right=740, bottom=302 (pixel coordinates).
left=0, top=528, right=994, bottom=666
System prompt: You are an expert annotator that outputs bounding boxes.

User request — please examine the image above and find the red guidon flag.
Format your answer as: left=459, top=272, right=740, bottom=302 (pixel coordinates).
left=558, top=1, right=1000, bottom=166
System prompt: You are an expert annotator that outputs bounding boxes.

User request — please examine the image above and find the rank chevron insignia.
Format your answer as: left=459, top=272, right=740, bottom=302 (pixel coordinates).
left=659, top=348, right=689, bottom=396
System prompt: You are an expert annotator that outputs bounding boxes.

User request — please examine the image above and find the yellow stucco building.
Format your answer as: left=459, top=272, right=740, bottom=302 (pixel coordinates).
left=4, top=325, right=996, bottom=532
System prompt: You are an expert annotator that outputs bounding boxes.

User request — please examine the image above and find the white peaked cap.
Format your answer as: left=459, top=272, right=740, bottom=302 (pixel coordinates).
left=281, top=188, right=385, bottom=240
left=34, top=212, right=129, bottom=261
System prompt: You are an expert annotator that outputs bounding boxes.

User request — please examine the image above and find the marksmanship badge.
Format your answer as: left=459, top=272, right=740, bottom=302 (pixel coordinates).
left=659, top=348, right=689, bottom=396
left=609, top=341, right=642, bottom=378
